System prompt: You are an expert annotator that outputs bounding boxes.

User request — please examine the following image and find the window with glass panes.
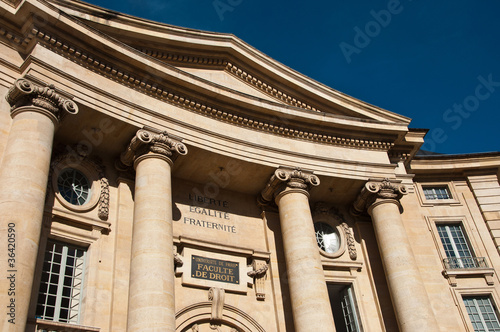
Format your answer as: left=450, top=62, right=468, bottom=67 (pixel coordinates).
left=328, top=284, right=362, bottom=332
left=437, top=224, right=475, bottom=268
left=57, top=168, right=91, bottom=206
left=423, top=186, right=451, bottom=200
left=36, top=240, right=87, bottom=324
left=314, top=222, right=340, bottom=254
left=463, top=296, right=500, bottom=332
left=340, top=286, right=361, bottom=332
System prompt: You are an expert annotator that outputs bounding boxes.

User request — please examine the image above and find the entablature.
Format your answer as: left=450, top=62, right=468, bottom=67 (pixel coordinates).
left=410, top=152, right=500, bottom=178
left=20, top=37, right=405, bottom=151
left=0, top=1, right=415, bottom=154
left=46, top=0, right=412, bottom=123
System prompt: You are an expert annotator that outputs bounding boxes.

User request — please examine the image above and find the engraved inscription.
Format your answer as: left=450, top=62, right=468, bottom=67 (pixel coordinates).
left=191, top=256, right=239, bottom=284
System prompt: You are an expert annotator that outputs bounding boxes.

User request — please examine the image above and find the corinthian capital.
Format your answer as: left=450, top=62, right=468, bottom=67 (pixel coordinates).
left=352, top=178, right=408, bottom=215
left=260, top=167, right=320, bottom=204
left=117, top=129, right=188, bottom=170
left=5, top=78, right=78, bottom=122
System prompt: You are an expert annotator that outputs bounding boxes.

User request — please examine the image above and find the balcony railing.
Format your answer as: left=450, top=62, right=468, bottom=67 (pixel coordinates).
left=443, top=256, right=488, bottom=269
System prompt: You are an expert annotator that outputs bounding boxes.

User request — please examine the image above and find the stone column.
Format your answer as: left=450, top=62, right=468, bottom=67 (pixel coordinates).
left=118, top=129, right=187, bottom=332
left=260, top=167, right=336, bottom=332
left=352, top=178, right=440, bottom=332
left=0, top=78, right=78, bottom=331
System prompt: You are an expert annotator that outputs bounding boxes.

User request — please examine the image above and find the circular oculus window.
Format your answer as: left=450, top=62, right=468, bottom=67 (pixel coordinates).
left=57, top=168, right=91, bottom=206
left=315, top=222, right=341, bottom=254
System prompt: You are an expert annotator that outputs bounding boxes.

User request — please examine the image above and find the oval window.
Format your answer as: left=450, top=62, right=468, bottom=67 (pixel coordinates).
left=315, top=222, right=340, bottom=253
left=57, top=168, right=91, bottom=206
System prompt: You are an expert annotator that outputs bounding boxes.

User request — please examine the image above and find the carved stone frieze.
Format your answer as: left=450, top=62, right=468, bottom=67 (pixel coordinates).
left=225, top=62, right=319, bottom=112
left=351, top=178, right=408, bottom=215
left=117, top=129, right=188, bottom=170
left=137, top=48, right=320, bottom=113
left=190, top=323, right=239, bottom=332
left=5, top=78, right=78, bottom=122
left=208, top=287, right=225, bottom=329
left=247, top=260, right=268, bottom=300
left=174, top=252, right=183, bottom=268
left=313, top=203, right=357, bottom=260
left=341, top=222, right=357, bottom=260
left=260, top=167, right=320, bottom=205
left=49, top=148, right=110, bottom=220
left=247, top=264, right=268, bottom=278
left=313, top=201, right=330, bottom=216
left=6, top=27, right=395, bottom=151
left=97, top=175, right=110, bottom=221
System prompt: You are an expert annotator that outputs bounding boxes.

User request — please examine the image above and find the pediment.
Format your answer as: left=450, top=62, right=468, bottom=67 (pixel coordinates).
left=176, top=67, right=288, bottom=105
left=44, top=0, right=411, bottom=125
left=0, top=0, right=420, bottom=155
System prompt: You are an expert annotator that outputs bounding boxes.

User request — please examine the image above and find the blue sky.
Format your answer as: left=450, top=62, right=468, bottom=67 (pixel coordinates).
left=84, top=0, right=500, bottom=154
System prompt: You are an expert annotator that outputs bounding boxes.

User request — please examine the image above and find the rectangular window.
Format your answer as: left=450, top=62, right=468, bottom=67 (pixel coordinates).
left=36, top=240, right=87, bottom=324
left=328, top=284, right=362, bottom=332
left=463, top=296, right=500, bottom=332
left=437, top=224, right=482, bottom=269
left=423, top=186, right=451, bottom=200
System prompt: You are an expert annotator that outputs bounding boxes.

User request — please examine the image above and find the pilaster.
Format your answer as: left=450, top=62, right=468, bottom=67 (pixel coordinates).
left=466, top=174, right=500, bottom=254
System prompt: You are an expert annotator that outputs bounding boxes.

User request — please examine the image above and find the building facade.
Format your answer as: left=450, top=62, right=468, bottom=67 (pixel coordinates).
left=1, top=1, right=500, bottom=331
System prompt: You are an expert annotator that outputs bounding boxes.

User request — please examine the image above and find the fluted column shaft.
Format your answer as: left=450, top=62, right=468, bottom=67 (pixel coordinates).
left=262, top=168, right=336, bottom=332
left=353, top=179, right=439, bottom=332
left=120, top=129, right=187, bottom=332
left=0, top=79, right=78, bottom=331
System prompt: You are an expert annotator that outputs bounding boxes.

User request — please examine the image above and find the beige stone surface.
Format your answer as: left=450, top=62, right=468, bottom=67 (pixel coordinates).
left=109, top=179, right=134, bottom=331
left=0, top=1, right=499, bottom=332
left=369, top=199, right=440, bottom=332
left=275, top=190, right=336, bottom=332
left=127, top=154, right=176, bottom=331
left=0, top=109, right=56, bottom=332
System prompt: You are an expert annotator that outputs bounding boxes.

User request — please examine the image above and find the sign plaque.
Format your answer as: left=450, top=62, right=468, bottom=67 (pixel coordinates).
left=191, top=255, right=239, bottom=284
left=178, top=248, right=251, bottom=293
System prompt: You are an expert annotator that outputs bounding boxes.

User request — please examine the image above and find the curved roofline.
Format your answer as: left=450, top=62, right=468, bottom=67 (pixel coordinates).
left=48, top=0, right=411, bottom=125
left=0, top=0, right=414, bottom=151
left=414, top=151, right=500, bottom=161
left=410, top=151, right=500, bottom=175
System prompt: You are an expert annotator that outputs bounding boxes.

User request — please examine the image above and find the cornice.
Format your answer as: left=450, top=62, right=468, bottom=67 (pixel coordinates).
left=46, top=0, right=412, bottom=124
left=225, top=62, right=319, bottom=111
left=139, top=48, right=324, bottom=113
left=0, top=24, right=32, bottom=47
left=0, top=17, right=398, bottom=150
left=138, top=48, right=228, bottom=68
left=1, top=0, right=22, bottom=8
left=410, top=153, right=500, bottom=174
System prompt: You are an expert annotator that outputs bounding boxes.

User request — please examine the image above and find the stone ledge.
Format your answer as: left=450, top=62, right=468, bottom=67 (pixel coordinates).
left=442, top=268, right=495, bottom=287
left=33, top=318, right=100, bottom=332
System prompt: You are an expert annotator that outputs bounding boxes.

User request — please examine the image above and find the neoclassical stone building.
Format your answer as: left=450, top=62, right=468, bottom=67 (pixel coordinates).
left=1, top=1, right=500, bottom=331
